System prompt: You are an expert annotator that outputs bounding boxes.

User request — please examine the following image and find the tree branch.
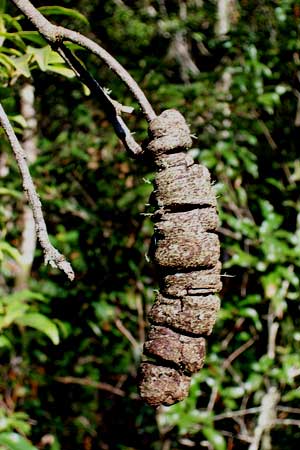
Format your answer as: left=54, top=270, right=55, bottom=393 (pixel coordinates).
left=249, top=387, right=280, bottom=450
left=0, top=102, right=74, bottom=280
left=10, top=0, right=156, bottom=122
left=54, top=44, right=143, bottom=156
left=54, top=375, right=139, bottom=399
left=54, top=376, right=126, bottom=397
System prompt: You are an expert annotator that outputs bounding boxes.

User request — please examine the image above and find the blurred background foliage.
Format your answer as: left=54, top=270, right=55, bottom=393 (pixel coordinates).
left=1, top=0, right=300, bottom=449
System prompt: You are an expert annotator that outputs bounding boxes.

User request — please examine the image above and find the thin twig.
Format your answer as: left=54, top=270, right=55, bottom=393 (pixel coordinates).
left=274, top=418, right=300, bottom=427
left=0, top=102, right=74, bottom=280
left=54, top=376, right=127, bottom=397
left=277, top=406, right=300, bottom=415
left=267, top=320, right=279, bottom=359
left=207, top=335, right=256, bottom=412
left=213, top=407, right=262, bottom=421
left=249, top=387, right=280, bottom=450
left=135, top=293, right=146, bottom=345
left=207, top=385, right=219, bottom=412
left=258, top=119, right=277, bottom=150
left=218, top=226, right=241, bottom=240
left=115, top=318, right=140, bottom=352
left=10, top=0, right=156, bottom=122
left=221, top=318, right=245, bottom=350
left=222, top=336, right=256, bottom=370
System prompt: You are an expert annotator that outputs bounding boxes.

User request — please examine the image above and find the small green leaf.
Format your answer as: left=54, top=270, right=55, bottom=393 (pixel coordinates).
left=0, top=15, right=6, bottom=46
left=18, top=31, right=46, bottom=46
left=15, top=313, right=60, bottom=345
left=0, top=0, right=6, bottom=13
left=222, top=386, right=245, bottom=399
left=46, top=65, right=75, bottom=78
left=0, top=242, right=21, bottom=262
left=0, top=433, right=38, bottom=450
left=0, top=335, right=12, bottom=349
left=9, top=114, right=27, bottom=129
left=202, top=427, right=226, bottom=450
left=0, top=187, right=21, bottom=198
left=38, top=6, right=89, bottom=25
left=2, top=302, right=28, bottom=328
left=27, top=45, right=51, bottom=71
left=282, top=389, right=300, bottom=402
left=10, top=54, right=31, bottom=78
left=0, top=52, right=15, bottom=70
left=1, top=289, right=46, bottom=305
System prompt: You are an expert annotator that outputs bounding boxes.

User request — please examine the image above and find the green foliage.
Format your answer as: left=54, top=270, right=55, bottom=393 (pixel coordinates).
left=37, top=5, right=89, bottom=25
left=0, top=433, right=38, bottom=450
left=1, top=0, right=300, bottom=449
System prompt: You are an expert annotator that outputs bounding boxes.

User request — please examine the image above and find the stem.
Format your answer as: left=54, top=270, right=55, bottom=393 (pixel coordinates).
left=0, top=102, right=74, bottom=280
left=10, top=0, right=156, bottom=122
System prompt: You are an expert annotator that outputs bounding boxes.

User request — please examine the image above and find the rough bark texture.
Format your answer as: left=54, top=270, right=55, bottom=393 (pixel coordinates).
left=161, top=263, right=222, bottom=297
left=149, top=294, right=220, bottom=335
left=144, top=326, right=206, bottom=373
left=138, top=363, right=191, bottom=407
left=138, top=109, right=222, bottom=407
left=154, top=165, right=217, bottom=208
left=154, top=232, right=220, bottom=270
left=154, top=208, right=219, bottom=234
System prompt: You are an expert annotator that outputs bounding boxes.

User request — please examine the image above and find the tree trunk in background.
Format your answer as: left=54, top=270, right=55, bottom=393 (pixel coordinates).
left=215, top=0, right=236, bottom=36
left=166, top=0, right=200, bottom=83
left=15, top=83, right=38, bottom=290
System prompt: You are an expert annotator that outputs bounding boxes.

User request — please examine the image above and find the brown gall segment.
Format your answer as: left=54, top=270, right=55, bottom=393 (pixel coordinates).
left=147, top=109, right=192, bottom=154
left=161, top=262, right=222, bottom=297
left=154, top=164, right=217, bottom=208
left=148, top=110, right=190, bottom=139
left=148, top=294, right=220, bottom=336
left=154, top=232, right=220, bottom=270
left=144, top=325, right=206, bottom=374
left=138, top=362, right=191, bottom=407
left=155, top=152, right=194, bottom=170
left=154, top=207, right=219, bottom=236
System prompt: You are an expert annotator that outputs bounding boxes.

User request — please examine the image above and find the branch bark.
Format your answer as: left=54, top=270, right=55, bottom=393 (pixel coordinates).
left=54, top=44, right=144, bottom=156
left=249, top=387, right=280, bottom=450
left=54, top=376, right=126, bottom=397
left=10, top=0, right=156, bottom=121
left=0, top=102, right=74, bottom=280
left=54, top=376, right=139, bottom=399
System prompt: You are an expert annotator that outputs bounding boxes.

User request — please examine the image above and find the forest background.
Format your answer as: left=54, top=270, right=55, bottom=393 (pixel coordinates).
left=1, top=0, right=300, bottom=449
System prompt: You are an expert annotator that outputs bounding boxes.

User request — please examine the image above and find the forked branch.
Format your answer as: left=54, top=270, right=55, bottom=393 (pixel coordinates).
left=10, top=0, right=156, bottom=122
left=0, top=102, right=75, bottom=281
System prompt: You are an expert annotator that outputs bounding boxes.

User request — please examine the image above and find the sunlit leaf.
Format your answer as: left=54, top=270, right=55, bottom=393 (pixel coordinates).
left=9, top=114, right=27, bottom=128
left=1, top=301, right=28, bottom=328
left=27, top=45, right=52, bottom=71
left=0, top=15, right=6, bottom=46
left=0, top=335, right=11, bottom=349
left=1, top=289, right=46, bottom=305
left=0, top=433, right=38, bottom=450
left=9, top=54, right=31, bottom=78
left=16, top=313, right=60, bottom=345
left=202, top=427, right=226, bottom=450
left=0, top=242, right=21, bottom=262
left=17, top=31, right=45, bottom=46
left=38, top=6, right=89, bottom=25
left=46, top=65, right=75, bottom=78
left=0, top=187, right=21, bottom=198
